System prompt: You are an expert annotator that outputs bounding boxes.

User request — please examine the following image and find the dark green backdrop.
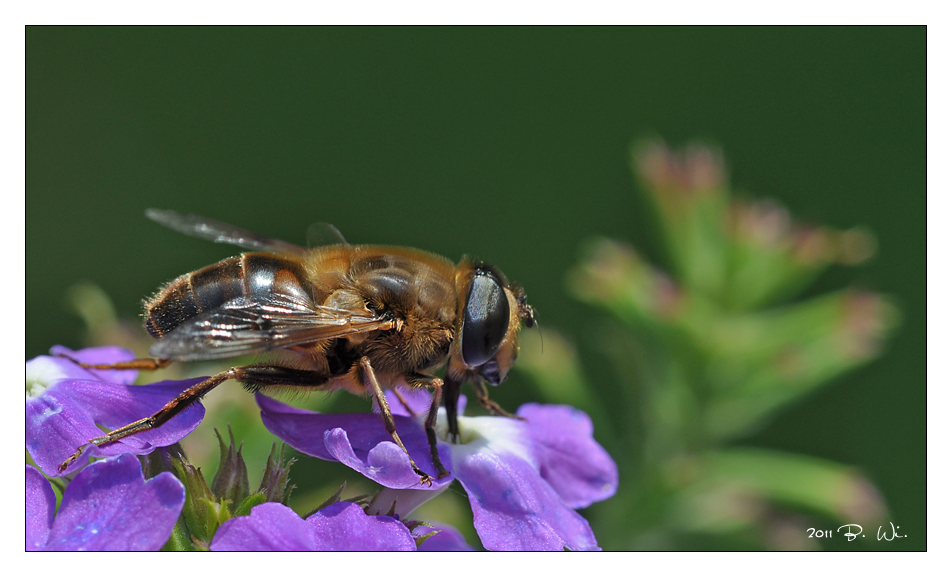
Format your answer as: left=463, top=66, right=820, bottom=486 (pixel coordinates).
left=26, top=27, right=925, bottom=550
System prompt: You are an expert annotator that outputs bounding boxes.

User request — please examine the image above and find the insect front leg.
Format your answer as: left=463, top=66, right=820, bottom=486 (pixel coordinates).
left=405, top=373, right=450, bottom=479
left=358, top=357, right=433, bottom=486
left=471, top=379, right=523, bottom=420
left=442, top=374, right=462, bottom=443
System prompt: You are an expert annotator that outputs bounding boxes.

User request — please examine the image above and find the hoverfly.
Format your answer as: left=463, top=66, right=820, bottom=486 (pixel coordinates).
left=59, top=209, right=536, bottom=484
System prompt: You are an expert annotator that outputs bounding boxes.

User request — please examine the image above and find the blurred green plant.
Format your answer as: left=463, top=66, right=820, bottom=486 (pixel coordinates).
left=518, top=140, right=898, bottom=550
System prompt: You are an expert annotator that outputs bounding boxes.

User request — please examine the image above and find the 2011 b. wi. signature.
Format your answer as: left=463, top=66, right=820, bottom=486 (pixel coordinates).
left=807, top=523, right=908, bottom=542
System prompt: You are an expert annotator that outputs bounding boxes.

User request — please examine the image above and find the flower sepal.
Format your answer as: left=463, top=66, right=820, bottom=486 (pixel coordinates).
left=233, top=492, right=267, bottom=518
left=171, top=455, right=232, bottom=550
left=210, top=427, right=250, bottom=508
left=257, top=442, right=296, bottom=504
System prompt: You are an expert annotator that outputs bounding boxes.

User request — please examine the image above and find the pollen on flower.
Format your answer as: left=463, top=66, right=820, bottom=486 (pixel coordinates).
left=26, top=378, right=49, bottom=399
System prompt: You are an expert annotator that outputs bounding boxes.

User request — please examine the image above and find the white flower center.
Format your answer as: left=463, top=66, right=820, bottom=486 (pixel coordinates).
left=433, top=407, right=534, bottom=465
left=25, top=356, right=70, bottom=399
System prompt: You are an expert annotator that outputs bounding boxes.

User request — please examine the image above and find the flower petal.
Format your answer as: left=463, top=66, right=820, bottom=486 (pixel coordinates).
left=211, top=502, right=317, bottom=551
left=306, top=502, right=416, bottom=551
left=452, top=445, right=599, bottom=551
left=257, top=394, right=453, bottom=489
left=26, top=465, right=56, bottom=551
left=44, top=453, right=185, bottom=551
left=518, top=403, right=618, bottom=509
left=211, top=502, right=417, bottom=551
left=26, top=377, right=207, bottom=476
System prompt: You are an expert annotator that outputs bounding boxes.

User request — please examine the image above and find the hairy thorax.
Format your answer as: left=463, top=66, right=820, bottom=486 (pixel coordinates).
left=288, top=245, right=460, bottom=395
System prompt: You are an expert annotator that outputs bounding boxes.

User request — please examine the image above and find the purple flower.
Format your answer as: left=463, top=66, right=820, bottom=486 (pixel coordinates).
left=257, top=394, right=455, bottom=491
left=26, top=346, right=207, bottom=476
left=26, top=454, right=185, bottom=551
left=256, top=392, right=618, bottom=551
left=210, top=501, right=417, bottom=551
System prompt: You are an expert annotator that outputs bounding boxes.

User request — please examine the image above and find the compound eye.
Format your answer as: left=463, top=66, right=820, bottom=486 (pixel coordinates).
left=461, top=270, right=510, bottom=367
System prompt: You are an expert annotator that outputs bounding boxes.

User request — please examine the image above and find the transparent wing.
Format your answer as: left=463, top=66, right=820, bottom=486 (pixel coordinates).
left=146, top=209, right=309, bottom=256
left=306, top=222, right=348, bottom=248
left=149, top=292, right=393, bottom=361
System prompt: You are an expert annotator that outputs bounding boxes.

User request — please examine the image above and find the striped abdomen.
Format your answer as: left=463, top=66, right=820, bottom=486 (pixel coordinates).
left=144, top=252, right=310, bottom=338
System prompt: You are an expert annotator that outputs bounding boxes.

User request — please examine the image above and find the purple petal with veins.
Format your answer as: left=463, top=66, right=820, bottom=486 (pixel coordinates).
left=306, top=502, right=416, bottom=551
left=39, top=454, right=184, bottom=551
left=211, top=502, right=318, bottom=551
left=518, top=403, right=618, bottom=509
left=27, top=376, right=207, bottom=476
left=26, top=465, right=56, bottom=551
left=211, top=501, right=416, bottom=551
left=452, top=447, right=599, bottom=551
left=257, top=394, right=453, bottom=489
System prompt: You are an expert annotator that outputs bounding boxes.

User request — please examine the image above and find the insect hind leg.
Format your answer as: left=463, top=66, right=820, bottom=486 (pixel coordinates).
left=233, top=365, right=334, bottom=394
left=58, top=367, right=234, bottom=472
left=57, top=363, right=332, bottom=474
left=56, top=353, right=174, bottom=371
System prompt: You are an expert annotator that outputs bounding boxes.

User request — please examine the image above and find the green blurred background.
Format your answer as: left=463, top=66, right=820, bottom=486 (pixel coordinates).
left=26, top=27, right=925, bottom=550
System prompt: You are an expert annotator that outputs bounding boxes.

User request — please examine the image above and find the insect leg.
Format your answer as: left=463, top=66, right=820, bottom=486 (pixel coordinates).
left=471, top=380, right=522, bottom=420
left=58, top=364, right=335, bottom=473
left=405, top=373, right=450, bottom=479
left=58, top=367, right=234, bottom=472
left=234, top=364, right=451, bottom=482
left=358, top=357, right=432, bottom=486
left=56, top=353, right=173, bottom=371
left=390, top=388, right=418, bottom=417
left=229, top=365, right=333, bottom=392
left=443, top=374, right=462, bottom=442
